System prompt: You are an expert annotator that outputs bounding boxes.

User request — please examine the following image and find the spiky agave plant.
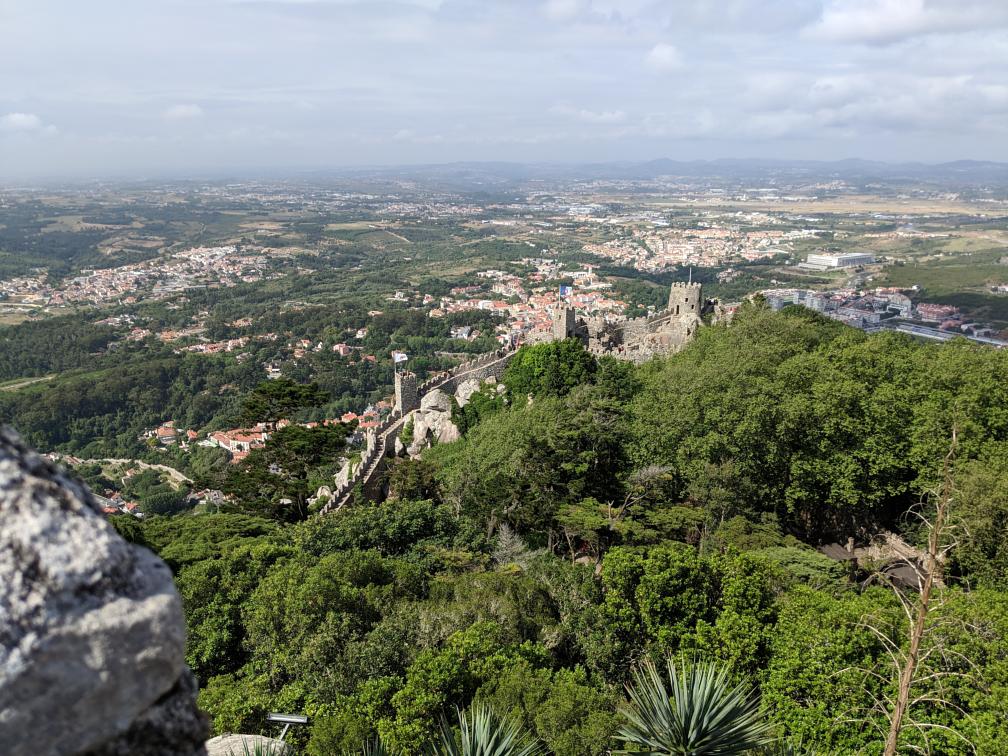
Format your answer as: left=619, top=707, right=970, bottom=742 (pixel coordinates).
left=343, top=737, right=390, bottom=756
left=423, top=703, right=544, bottom=756
left=614, top=657, right=773, bottom=755
left=226, top=738, right=290, bottom=756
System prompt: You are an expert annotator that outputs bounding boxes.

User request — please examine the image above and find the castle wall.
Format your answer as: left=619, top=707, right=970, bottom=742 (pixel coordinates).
left=320, top=348, right=516, bottom=515
left=581, top=280, right=705, bottom=364
left=394, top=370, right=419, bottom=416
left=322, top=280, right=707, bottom=516
left=667, top=281, right=703, bottom=316
left=553, top=306, right=576, bottom=340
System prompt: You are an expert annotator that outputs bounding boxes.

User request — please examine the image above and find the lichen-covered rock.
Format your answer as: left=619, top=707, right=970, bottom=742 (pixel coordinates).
left=0, top=427, right=208, bottom=756
left=436, top=420, right=461, bottom=444
left=420, top=388, right=452, bottom=413
left=454, top=378, right=482, bottom=408
left=407, top=399, right=461, bottom=457
left=308, top=485, right=332, bottom=508
left=334, top=457, right=352, bottom=487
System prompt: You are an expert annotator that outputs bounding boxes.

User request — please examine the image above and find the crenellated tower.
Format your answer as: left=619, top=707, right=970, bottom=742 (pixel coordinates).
left=667, top=281, right=703, bottom=317
left=552, top=305, right=577, bottom=340
left=394, top=370, right=419, bottom=416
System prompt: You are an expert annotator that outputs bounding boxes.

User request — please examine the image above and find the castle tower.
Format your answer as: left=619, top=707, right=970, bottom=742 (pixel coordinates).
left=552, top=305, right=577, bottom=341
left=668, top=281, right=703, bottom=317
left=394, top=370, right=418, bottom=416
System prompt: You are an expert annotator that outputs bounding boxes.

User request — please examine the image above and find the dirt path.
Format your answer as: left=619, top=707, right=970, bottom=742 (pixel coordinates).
left=0, top=374, right=55, bottom=392
left=93, top=458, right=193, bottom=487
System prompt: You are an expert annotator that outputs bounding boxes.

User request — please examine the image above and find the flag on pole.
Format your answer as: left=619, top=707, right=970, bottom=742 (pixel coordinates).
left=559, top=285, right=572, bottom=298
left=392, top=351, right=408, bottom=364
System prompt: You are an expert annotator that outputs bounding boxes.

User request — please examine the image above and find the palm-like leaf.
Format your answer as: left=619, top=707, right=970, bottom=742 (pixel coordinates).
left=615, top=657, right=773, bottom=755
left=343, top=737, right=391, bottom=756
left=424, top=703, right=544, bottom=756
left=226, top=739, right=289, bottom=756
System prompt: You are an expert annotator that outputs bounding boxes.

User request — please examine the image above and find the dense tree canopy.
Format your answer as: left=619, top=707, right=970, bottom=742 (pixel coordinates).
left=82, top=306, right=1008, bottom=753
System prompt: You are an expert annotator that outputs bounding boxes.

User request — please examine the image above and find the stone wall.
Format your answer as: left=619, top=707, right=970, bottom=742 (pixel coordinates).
left=319, top=348, right=515, bottom=515
left=394, top=370, right=419, bottom=416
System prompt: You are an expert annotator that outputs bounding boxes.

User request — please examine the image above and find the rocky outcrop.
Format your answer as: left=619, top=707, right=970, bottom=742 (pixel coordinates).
left=454, top=377, right=482, bottom=408
left=0, top=427, right=208, bottom=756
left=420, top=388, right=452, bottom=413
left=334, top=457, right=352, bottom=488
left=308, top=484, right=332, bottom=508
left=405, top=389, right=461, bottom=456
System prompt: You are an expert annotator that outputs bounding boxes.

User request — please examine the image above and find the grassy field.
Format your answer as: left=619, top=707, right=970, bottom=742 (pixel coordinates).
left=634, top=195, right=1008, bottom=216
left=879, top=250, right=1008, bottom=293
left=931, top=292, right=1008, bottom=326
left=0, top=313, right=32, bottom=326
left=877, top=250, right=1008, bottom=327
left=324, top=221, right=377, bottom=231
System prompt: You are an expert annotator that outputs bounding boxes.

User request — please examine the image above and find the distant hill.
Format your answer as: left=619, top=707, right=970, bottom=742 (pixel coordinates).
left=311, top=157, right=1008, bottom=191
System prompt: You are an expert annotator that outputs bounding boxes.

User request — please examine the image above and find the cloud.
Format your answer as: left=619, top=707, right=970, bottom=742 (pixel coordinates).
left=1, top=112, right=42, bottom=131
left=646, top=43, right=682, bottom=72
left=0, top=112, right=57, bottom=135
left=3, top=0, right=1008, bottom=176
left=229, top=0, right=443, bottom=6
left=163, top=103, right=204, bottom=120
left=551, top=103, right=626, bottom=123
left=808, top=0, right=1008, bottom=44
left=542, top=0, right=585, bottom=21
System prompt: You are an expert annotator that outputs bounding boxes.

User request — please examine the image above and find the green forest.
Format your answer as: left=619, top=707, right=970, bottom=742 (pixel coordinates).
left=109, top=304, right=1008, bottom=755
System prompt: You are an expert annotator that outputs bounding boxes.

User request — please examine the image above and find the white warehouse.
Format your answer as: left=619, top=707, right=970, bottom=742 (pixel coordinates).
left=804, top=252, right=876, bottom=269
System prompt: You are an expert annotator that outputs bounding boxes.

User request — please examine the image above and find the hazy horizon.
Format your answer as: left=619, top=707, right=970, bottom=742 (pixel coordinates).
left=3, top=0, right=1008, bottom=180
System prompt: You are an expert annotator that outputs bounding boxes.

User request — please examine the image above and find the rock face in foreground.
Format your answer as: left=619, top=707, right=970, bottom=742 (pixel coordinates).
left=0, top=427, right=208, bottom=756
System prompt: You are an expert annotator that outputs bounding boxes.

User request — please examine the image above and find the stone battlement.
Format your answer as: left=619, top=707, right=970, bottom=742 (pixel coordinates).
left=320, top=346, right=516, bottom=515
left=561, top=278, right=706, bottom=364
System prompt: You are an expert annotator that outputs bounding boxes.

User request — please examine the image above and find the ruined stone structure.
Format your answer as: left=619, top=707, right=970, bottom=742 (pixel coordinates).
left=320, top=348, right=516, bottom=514
left=550, top=280, right=711, bottom=364
left=394, top=369, right=419, bottom=417
left=552, top=305, right=577, bottom=341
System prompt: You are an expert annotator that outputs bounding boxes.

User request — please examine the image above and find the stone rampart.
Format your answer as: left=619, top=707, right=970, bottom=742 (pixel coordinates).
left=319, top=347, right=515, bottom=515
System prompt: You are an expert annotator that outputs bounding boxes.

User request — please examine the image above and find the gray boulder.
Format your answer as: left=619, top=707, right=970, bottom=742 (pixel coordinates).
left=420, top=388, right=452, bottom=413
left=0, top=427, right=208, bottom=756
left=436, top=419, right=461, bottom=444
left=454, top=378, right=482, bottom=408
left=407, top=400, right=461, bottom=457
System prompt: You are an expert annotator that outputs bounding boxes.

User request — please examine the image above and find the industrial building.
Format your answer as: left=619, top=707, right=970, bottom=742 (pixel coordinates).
left=803, top=252, right=876, bottom=270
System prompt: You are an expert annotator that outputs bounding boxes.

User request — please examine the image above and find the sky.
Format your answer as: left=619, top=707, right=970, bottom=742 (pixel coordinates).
left=2, top=0, right=1008, bottom=179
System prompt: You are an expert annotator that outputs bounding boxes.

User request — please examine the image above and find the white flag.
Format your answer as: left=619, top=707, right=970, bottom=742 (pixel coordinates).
left=392, top=351, right=408, bottom=363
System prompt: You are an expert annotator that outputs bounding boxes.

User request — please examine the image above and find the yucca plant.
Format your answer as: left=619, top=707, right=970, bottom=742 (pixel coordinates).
left=614, top=656, right=773, bottom=755
left=352, top=738, right=390, bottom=756
left=423, top=702, right=544, bottom=756
left=226, top=737, right=291, bottom=756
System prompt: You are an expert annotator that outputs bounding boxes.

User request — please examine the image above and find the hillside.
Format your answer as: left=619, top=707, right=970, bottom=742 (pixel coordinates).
left=105, top=303, right=1008, bottom=754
